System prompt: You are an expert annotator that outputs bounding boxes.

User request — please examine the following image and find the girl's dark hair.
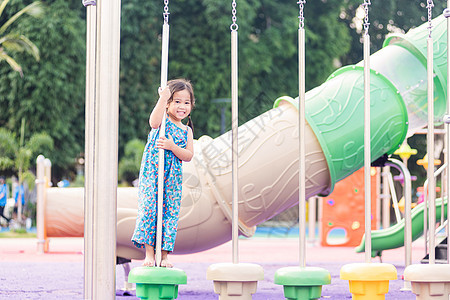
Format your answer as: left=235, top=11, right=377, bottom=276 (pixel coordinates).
left=167, top=79, right=195, bottom=132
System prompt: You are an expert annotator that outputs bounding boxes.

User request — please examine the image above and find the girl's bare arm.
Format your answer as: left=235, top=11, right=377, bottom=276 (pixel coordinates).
left=149, top=86, right=171, bottom=129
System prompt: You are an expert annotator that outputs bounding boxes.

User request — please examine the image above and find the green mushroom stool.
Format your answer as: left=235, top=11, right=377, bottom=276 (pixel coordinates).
left=128, top=267, right=187, bottom=300
left=274, top=266, right=331, bottom=300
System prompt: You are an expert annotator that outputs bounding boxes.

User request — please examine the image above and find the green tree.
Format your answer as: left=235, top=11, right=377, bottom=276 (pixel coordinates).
left=0, top=120, right=53, bottom=223
left=0, top=0, right=42, bottom=76
left=118, top=138, right=145, bottom=185
left=0, top=120, right=53, bottom=188
left=0, top=0, right=85, bottom=180
left=341, top=1, right=447, bottom=65
left=119, top=0, right=359, bottom=144
left=2, top=0, right=437, bottom=182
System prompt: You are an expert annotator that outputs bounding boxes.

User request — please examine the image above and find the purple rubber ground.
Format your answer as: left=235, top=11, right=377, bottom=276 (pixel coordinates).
left=0, top=237, right=423, bottom=299
left=0, top=261, right=413, bottom=299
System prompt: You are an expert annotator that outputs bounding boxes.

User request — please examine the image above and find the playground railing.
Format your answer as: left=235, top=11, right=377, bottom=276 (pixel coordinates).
left=422, top=162, right=448, bottom=256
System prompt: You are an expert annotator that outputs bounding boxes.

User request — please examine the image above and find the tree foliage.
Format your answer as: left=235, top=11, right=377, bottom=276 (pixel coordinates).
left=120, top=0, right=359, bottom=144
left=0, top=0, right=85, bottom=179
left=0, top=125, right=53, bottom=188
left=118, top=138, right=145, bottom=185
left=0, top=0, right=42, bottom=76
left=340, top=1, right=447, bottom=64
left=0, top=0, right=444, bottom=182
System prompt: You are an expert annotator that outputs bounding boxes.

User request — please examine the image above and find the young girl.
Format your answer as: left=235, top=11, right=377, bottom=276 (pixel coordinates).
left=132, top=79, right=195, bottom=268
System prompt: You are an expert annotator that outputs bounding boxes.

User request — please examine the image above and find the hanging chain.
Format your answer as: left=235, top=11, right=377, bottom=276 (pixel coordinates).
left=163, top=0, right=170, bottom=24
left=230, top=0, right=238, bottom=31
left=362, top=0, right=371, bottom=35
left=427, top=0, right=434, bottom=38
left=298, top=0, right=306, bottom=29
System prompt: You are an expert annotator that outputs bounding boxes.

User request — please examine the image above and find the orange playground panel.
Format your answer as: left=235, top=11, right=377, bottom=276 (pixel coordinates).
left=321, top=168, right=377, bottom=247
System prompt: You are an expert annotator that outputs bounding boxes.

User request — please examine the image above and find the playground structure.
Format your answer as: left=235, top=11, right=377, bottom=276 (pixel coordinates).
left=320, top=168, right=378, bottom=247
left=30, top=1, right=450, bottom=299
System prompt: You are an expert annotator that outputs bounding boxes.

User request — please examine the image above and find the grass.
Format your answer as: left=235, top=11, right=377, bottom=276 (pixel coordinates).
left=0, top=230, right=36, bottom=238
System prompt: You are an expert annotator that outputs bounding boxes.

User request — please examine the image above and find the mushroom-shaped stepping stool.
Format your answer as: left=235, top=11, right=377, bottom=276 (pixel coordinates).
left=340, top=263, right=397, bottom=299
left=207, top=262, right=264, bottom=299
left=404, top=264, right=450, bottom=299
left=274, top=266, right=331, bottom=300
left=128, top=267, right=187, bottom=300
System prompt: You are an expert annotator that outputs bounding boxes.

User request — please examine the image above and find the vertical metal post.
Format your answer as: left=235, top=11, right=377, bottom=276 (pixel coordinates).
left=308, top=197, right=316, bottom=243
left=363, top=32, right=371, bottom=264
left=43, top=158, right=51, bottom=252
left=446, top=3, right=450, bottom=264
left=382, top=166, right=391, bottom=229
left=375, top=168, right=381, bottom=229
left=386, top=159, right=412, bottom=290
left=426, top=12, right=436, bottom=265
left=156, top=20, right=170, bottom=268
left=84, top=0, right=121, bottom=298
left=231, top=28, right=239, bottom=264
left=83, top=0, right=96, bottom=297
left=36, top=155, right=45, bottom=254
left=298, top=23, right=306, bottom=268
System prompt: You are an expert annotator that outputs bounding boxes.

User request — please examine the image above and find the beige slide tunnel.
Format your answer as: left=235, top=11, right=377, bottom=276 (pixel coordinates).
left=45, top=101, right=329, bottom=259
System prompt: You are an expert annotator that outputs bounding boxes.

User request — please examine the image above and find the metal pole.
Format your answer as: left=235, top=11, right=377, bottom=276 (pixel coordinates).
left=387, top=172, right=402, bottom=223
left=298, top=24, right=306, bottom=268
left=85, top=0, right=121, bottom=298
left=308, top=197, right=316, bottom=243
left=445, top=4, right=450, bottom=264
left=231, top=28, right=239, bottom=264
left=82, top=0, right=96, bottom=297
left=382, top=166, right=391, bottom=229
left=43, top=158, right=51, bottom=252
left=156, top=21, right=169, bottom=268
left=427, top=26, right=436, bottom=265
left=386, top=159, right=412, bottom=273
left=363, top=32, right=371, bottom=264
left=36, top=155, right=45, bottom=254
left=375, top=167, right=381, bottom=229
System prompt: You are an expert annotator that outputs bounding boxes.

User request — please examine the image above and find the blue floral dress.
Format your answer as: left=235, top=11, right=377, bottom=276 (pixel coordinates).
left=132, top=116, right=188, bottom=252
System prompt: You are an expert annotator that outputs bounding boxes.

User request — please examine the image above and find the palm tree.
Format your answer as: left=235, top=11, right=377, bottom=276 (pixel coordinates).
left=0, top=0, right=43, bottom=77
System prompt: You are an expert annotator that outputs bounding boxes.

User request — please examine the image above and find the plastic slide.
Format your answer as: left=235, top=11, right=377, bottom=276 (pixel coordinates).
left=355, top=199, right=448, bottom=256
left=43, top=14, right=448, bottom=260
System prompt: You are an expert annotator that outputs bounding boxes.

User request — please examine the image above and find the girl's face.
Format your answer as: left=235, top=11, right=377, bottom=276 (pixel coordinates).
left=167, top=89, right=192, bottom=122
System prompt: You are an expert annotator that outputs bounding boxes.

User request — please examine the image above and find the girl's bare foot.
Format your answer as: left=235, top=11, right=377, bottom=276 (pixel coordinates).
left=143, top=244, right=155, bottom=267
left=160, top=250, right=173, bottom=268
left=143, top=257, right=155, bottom=267
left=160, top=258, right=173, bottom=268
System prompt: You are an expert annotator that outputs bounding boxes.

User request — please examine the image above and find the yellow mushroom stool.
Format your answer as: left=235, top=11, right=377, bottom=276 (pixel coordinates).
left=340, top=263, right=397, bottom=299
left=404, top=264, right=450, bottom=299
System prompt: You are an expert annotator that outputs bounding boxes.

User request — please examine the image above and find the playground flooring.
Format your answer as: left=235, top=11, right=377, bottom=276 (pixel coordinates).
left=0, top=236, right=428, bottom=299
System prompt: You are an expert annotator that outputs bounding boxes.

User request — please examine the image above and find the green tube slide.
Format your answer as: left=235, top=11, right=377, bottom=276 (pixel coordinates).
left=355, top=199, right=447, bottom=257
left=273, top=14, right=448, bottom=254
left=274, top=14, right=447, bottom=195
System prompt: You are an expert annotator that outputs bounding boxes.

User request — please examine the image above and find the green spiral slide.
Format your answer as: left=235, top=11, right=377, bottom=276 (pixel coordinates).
left=355, top=199, right=447, bottom=256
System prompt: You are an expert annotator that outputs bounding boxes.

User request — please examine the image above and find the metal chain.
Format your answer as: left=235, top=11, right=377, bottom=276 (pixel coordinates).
left=230, top=0, right=238, bottom=31
left=427, top=0, right=434, bottom=38
left=362, top=0, right=371, bottom=35
left=163, top=0, right=170, bottom=24
left=298, top=0, right=306, bottom=29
